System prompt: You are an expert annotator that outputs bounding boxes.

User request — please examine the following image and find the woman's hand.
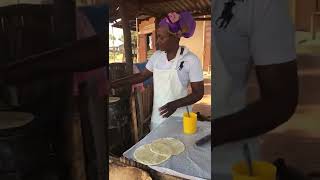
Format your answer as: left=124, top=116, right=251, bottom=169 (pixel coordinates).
left=159, top=101, right=178, bottom=118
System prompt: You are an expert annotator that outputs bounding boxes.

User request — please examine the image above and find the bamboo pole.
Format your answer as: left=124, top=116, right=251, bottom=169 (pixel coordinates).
left=119, top=0, right=133, bottom=75
left=136, top=18, right=139, bottom=62
left=202, top=20, right=206, bottom=71
left=52, top=1, right=79, bottom=180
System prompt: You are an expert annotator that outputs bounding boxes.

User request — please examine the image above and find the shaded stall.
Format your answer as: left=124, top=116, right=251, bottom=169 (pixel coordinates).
left=109, top=0, right=211, bottom=147
left=108, top=1, right=211, bottom=179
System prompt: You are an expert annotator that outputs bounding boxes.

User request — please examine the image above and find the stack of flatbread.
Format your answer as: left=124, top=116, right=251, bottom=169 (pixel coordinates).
left=0, top=112, right=34, bottom=130
left=133, top=137, right=185, bottom=166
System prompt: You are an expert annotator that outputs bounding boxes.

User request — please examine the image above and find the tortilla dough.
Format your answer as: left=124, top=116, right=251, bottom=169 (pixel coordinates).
left=149, top=140, right=172, bottom=156
left=109, top=97, right=120, bottom=103
left=134, top=144, right=170, bottom=166
left=151, top=138, right=185, bottom=156
left=0, top=112, right=34, bottom=130
left=109, top=163, right=152, bottom=180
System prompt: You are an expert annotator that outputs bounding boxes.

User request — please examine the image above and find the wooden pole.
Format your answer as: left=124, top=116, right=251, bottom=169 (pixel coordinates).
left=111, top=25, right=116, bottom=62
left=119, top=0, right=133, bottom=75
left=136, top=18, right=139, bottom=62
left=53, top=0, right=76, bottom=45
left=52, top=1, right=77, bottom=180
left=154, top=17, right=160, bottom=50
left=202, top=20, right=206, bottom=71
left=292, top=0, right=296, bottom=26
left=130, top=92, right=139, bottom=143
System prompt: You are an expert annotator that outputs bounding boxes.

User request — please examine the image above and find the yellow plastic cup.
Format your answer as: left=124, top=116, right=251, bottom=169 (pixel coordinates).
left=232, top=161, right=277, bottom=180
left=183, top=112, right=197, bottom=134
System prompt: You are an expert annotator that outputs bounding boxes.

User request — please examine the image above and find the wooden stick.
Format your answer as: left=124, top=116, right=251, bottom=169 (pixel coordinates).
left=130, top=92, right=139, bottom=143
left=186, top=106, right=190, bottom=117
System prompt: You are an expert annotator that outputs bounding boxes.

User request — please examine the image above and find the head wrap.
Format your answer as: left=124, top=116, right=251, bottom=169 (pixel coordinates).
left=159, top=11, right=196, bottom=38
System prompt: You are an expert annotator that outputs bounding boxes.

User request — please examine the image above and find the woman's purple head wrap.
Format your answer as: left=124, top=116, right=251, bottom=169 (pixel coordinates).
left=159, top=11, right=196, bottom=38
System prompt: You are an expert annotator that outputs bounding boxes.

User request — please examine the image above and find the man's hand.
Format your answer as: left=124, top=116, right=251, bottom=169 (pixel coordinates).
left=159, top=101, right=178, bottom=118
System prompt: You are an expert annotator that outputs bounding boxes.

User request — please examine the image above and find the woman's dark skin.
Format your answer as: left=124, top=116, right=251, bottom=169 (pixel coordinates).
left=111, top=26, right=204, bottom=118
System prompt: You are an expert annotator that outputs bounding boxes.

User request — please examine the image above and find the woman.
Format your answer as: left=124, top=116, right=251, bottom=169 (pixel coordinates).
left=111, top=12, right=204, bottom=130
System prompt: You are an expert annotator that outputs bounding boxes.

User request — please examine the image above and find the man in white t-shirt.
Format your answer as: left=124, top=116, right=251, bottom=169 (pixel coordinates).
left=112, top=12, right=204, bottom=130
left=212, top=0, right=298, bottom=179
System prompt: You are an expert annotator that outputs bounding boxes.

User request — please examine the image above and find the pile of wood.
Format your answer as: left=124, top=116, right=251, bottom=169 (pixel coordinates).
left=109, top=156, right=185, bottom=180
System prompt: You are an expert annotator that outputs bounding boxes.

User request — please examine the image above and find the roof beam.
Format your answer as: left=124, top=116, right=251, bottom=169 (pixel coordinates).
left=119, top=0, right=134, bottom=75
left=194, top=17, right=211, bottom=21
left=137, top=0, right=178, bottom=4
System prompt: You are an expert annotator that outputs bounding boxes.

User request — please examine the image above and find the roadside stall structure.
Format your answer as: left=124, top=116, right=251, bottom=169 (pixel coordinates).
left=109, top=0, right=211, bottom=143
left=109, top=0, right=211, bottom=179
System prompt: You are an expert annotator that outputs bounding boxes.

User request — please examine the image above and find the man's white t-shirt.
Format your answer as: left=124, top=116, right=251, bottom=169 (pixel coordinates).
left=146, top=46, right=204, bottom=87
left=213, top=0, right=296, bottom=118
left=212, top=0, right=296, bottom=178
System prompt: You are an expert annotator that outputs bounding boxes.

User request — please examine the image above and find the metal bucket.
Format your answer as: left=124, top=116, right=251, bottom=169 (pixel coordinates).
left=0, top=112, right=51, bottom=180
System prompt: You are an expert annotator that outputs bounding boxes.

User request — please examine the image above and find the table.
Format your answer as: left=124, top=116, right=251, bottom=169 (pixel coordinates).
left=123, top=116, right=211, bottom=180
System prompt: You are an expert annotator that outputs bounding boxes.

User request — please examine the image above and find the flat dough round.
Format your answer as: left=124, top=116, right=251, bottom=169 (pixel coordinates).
left=149, top=140, right=172, bottom=156
left=109, top=163, right=152, bottom=180
left=134, top=144, right=170, bottom=166
left=151, top=138, right=185, bottom=156
left=0, top=112, right=34, bottom=130
left=109, top=97, right=120, bottom=103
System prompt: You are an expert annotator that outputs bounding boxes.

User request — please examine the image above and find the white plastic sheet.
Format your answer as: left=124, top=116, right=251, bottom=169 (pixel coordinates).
left=123, top=116, right=211, bottom=180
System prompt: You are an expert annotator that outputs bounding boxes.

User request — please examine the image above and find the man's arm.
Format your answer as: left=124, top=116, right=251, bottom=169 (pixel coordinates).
left=159, top=81, right=204, bottom=118
left=213, top=60, right=298, bottom=147
left=111, top=68, right=153, bottom=89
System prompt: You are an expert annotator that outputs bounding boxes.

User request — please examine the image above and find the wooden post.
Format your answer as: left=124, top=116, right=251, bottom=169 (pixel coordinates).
left=202, top=20, right=206, bottom=71
left=119, top=0, right=133, bottom=75
left=53, top=0, right=76, bottom=45
left=311, top=14, right=316, bottom=40
left=151, top=31, right=156, bottom=52
left=154, top=17, right=160, bottom=50
left=138, top=34, right=147, bottom=61
left=130, top=92, right=139, bottom=143
left=52, top=1, right=80, bottom=180
left=136, top=18, right=139, bottom=62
